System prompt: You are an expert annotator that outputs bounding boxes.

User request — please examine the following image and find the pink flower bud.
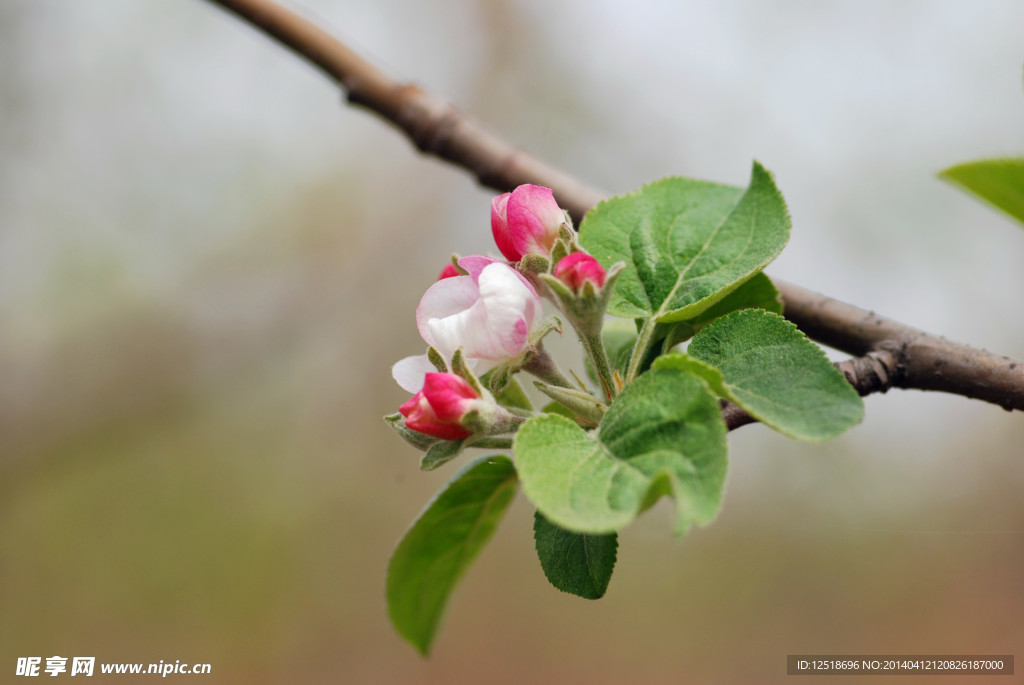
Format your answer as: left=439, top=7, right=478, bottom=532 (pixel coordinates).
left=490, top=184, right=565, bottom=261
left=438, top=263, right=460, bottom=280
left=399, top=372, right=480, bottom=440
left=391, top=256, right=542, bottom=393
left=554, top=252, right=606, bottom=292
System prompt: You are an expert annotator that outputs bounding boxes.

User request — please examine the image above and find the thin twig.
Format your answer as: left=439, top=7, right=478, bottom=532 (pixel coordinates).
left=202, top=0, right=1024, bottom=417
left=203, top=0, right=603, bottom=216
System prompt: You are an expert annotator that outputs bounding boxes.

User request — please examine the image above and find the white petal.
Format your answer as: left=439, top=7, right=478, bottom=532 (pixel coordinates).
left=391, top=354, right=436, bottom=393
left=415, top=275, right=479, bottom=348
left=419, top=262, right=543, bottom=363
left=425, top=298, right=495, bottom=358
left=477, top=263, right=540, bottom=356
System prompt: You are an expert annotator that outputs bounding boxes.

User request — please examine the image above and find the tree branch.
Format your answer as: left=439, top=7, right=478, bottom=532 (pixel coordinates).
left=202, top=0, right=1024, bottom=416
left=778, top=282, right=1024, bottom=411
left=203, top=0, right=603, bottom=218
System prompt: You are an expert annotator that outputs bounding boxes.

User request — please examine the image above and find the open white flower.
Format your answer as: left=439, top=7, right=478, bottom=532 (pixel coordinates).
left=392, top=256, right=542, bottom=393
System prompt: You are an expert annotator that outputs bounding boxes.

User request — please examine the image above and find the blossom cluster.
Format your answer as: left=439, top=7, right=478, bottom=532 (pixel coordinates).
left=389, top=184, right=615, bottom=446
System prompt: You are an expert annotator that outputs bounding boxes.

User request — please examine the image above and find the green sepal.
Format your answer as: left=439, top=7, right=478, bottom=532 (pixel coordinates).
left=451, top=348, right=486, bottom=396
left=550, top=238, right=571, bottom=266
left=486, top=366, right=514, bottom=396
left=533, top=381, right=606, bottom=425
left=420, top=439, right=467, bottom=471
left=530, top=315, right=564, bottom=345
left=559, top=211, right=575, bottom=236
left=520, top=253, right=550, bottom=274
left=540, top=401, right=578, bottom=420
left=539, top=262, right=626, bottom=330
left=385, top=413, right=440, bottom=451
left=459, top=407, right=490, bottom=435
left=539, top=271, right=574, bottom=302
left=448, top=253, right=467, bottom=275
left=427, top=346, right=449, bottom=373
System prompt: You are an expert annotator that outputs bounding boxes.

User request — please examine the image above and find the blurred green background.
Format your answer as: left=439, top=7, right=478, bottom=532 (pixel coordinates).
left=2, top=1, right=1022, bottom=682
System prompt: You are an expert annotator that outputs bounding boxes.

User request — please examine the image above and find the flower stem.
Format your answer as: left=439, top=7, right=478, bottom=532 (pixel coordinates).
left=625, top=317, right=657, bottom=384
left=579, top=328, right=617, bottom=402
left=523, top=345, right=575, bottom=389
left=467, top=436, right=514, bottom=450
left=489, top=408, right=527, bottom=435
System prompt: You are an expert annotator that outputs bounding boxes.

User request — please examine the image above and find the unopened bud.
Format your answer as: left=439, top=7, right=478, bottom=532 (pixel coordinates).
left=553, top=252, right=606, bottom=292
left=491, top=185, right=567, bottom=261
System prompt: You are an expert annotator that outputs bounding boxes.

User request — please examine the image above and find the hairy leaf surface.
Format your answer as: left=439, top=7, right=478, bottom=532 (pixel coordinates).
left=580, top=162, right=790, bottom=322
left=682, top=309, right=864, bottom=440
left=533, top=511, right=617, bottom=599
left=664, top=272, right=783, bottom=347
left=515, top=367, right=727, bottom=535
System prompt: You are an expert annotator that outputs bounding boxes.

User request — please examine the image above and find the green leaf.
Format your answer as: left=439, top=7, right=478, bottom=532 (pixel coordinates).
left=939, top=157, right=1024, bottom=227
left=684, top=271, right=782, bottom=328
left=514, top=366, right=727, bottom=536
left=387, top=456, right=518, bottom=655
left=683, top=309, right=864, bottom=441
left=533, top=511, right=617, bottom=600
left=580, top=162, right=790, bottom=322
left=651, top=354, right=727, bottom=394
left=663, top=272, right=783, bottom=349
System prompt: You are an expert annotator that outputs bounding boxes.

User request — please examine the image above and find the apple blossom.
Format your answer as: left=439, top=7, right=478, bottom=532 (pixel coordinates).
left=491, top=184, right=566, bottom=261
left=399, top=372, right=481, bottom=440
left=391, top=256, right=542, bottom=393
left=553, top=252, right=606, bottom=292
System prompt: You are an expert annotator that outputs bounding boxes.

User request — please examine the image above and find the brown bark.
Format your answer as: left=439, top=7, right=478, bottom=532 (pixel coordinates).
left=203, top=0, right=1024, bottom=419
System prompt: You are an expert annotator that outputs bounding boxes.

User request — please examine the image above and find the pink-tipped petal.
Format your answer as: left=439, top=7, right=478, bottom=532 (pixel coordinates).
left=490, top=192, right=520, bottom=261
left=398, top=260, right=543, bottom=393
left=457, top=254, right=501, bottom=280
left=475, top=263, right=538, bottom=357
left=458, top=254, right=539, bottom=298
left=506, top=184, right=564, bottom=257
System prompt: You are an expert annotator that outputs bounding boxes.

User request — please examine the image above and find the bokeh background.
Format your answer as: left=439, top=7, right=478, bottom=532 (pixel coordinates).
left=2, top=1, right=1023, bottom=682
